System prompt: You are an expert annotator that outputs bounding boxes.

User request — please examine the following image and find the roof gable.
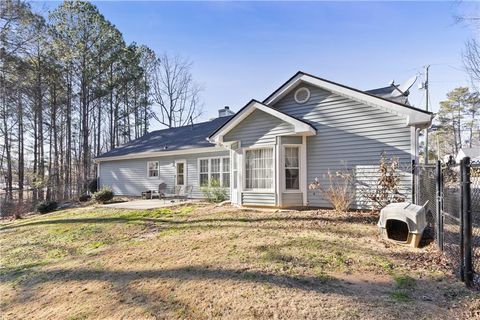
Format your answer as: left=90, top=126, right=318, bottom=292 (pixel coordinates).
left=263, top=71, right=432, bottom=127
left=208, top=100, right=316, bottom=144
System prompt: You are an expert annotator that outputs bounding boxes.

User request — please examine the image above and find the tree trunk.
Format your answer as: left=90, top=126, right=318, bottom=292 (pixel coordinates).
left=18, top=92, right=24, bottom=202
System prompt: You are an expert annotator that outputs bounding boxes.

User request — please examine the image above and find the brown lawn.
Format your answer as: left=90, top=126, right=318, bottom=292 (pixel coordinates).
left=0, top=203, right=479, bottom=319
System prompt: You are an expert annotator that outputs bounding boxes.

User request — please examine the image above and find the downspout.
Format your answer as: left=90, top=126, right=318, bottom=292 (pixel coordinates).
left=414, top=127, right=421, bottom=204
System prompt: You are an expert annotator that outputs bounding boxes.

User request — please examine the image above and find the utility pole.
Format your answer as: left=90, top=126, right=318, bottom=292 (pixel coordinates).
left=424, top=65, right=430, bottom=164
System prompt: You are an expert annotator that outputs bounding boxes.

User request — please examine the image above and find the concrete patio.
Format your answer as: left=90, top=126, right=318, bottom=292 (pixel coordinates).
left=100, top=199, right=199, bottom=210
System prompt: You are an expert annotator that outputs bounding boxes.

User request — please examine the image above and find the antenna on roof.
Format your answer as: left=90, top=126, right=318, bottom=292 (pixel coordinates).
left=190, top=116, right=194, bottom=130
left=391, top=75, right=417, bottom=97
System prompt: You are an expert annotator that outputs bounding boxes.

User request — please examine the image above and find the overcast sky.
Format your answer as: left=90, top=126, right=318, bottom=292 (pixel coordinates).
left=34, top=1, right=478, bottom=129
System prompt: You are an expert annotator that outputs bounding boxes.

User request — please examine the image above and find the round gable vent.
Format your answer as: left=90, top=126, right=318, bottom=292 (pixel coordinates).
left=294, top=87, right=310, bottom=104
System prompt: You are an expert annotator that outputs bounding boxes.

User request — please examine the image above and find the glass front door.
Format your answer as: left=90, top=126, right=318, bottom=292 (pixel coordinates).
left=175, top=161, right=186, bottom=186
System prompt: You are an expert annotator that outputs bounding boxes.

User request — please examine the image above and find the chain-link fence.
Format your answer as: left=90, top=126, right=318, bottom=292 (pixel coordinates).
left=415, top=160, right=478, bottom=289
left=416, top=164, right=437, bottom=241
left=442, top=165, right=462, bottom=278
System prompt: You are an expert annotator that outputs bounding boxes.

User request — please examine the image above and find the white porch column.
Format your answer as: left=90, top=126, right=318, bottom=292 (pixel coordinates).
left=301, top=135, right=308, bottom=206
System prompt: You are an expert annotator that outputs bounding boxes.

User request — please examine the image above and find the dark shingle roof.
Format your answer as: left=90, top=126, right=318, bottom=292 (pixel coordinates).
left=365, top=85, right=410, bottom=105
left=97, top=116, right=233, bottom=159
left=460, top=147, right=480, bottom=159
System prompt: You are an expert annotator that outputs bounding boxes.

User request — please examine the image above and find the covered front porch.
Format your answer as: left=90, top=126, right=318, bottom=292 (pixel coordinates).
left=209, top=100, right=316, bottom=208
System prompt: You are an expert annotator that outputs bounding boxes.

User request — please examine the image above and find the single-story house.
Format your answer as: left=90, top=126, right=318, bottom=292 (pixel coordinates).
left=95, top=71, right=433, bottom=208
left=455, top=147, right=480, bottom=164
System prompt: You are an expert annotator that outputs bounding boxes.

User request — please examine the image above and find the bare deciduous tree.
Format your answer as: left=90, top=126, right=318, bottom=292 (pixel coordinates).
left=151, top=53, right=203, bottom=128
left=464, top=39, right=480, bottom=84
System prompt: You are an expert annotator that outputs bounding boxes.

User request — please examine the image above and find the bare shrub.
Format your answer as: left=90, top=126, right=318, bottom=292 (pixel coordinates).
left=1, top=201, right=33, bottom=219
left=361, top=152, right=405, bottom=210
left=309, top=169, right=355, bottom=212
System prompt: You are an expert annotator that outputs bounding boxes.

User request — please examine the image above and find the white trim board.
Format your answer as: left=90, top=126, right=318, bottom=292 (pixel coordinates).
left=263, top=73, right=433, bottom=127
left=94, top=146, right=225, bottom=163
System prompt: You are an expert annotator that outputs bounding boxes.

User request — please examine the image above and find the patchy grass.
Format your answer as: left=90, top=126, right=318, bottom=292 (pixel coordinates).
left=394, top=275, right=417, bottom=289
left=0, top=204, right=477, bottom=319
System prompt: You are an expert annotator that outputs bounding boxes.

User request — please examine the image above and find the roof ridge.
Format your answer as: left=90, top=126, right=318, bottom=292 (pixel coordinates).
left=148, top=116, right=233, bottom=134
left=297, top=71, right=432, bottom=115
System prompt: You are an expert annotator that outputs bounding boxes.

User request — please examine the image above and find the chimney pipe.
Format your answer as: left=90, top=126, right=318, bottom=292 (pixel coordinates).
left=218, top=106, right=234, bottom=118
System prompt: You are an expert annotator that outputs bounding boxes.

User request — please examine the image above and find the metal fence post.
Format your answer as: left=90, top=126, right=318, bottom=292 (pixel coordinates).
left=460, top=160, right=465, bottom=281
left=436, top=160, right=443, bottom=250
left=462, top=157, right=473, bottom=287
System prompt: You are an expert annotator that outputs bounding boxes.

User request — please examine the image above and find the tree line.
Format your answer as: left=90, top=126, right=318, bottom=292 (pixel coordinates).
left=426, top=6, right=480, bottom=162
left=0, top=0, right=202, bottom=208
left=430, top=87, right=480, bottom=159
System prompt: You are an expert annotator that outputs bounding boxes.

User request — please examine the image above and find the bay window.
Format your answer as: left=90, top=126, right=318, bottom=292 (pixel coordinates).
left=245, top=148, right=273, bottom=189
left=284, top=146, right=300, bottom=190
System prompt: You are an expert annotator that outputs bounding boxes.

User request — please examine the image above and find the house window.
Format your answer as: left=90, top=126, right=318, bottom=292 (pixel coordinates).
left=198, top=157, right=230, bottom=187
left=245, top=148, right=273, bottom=189
left=211, top=158, right=221, bottom=183
left=232, top=153, right=238, bottom=189
left=199, top=159, right=209, bottom=186
left=147, top=161, right=159, bottom=178
left=284, top=147, right=299, bottom=190
left=223, top=158, right=230, bottom=188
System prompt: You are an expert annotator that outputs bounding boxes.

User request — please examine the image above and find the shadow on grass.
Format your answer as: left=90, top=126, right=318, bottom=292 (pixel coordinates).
left=4, top=264, right=468, bottom=320
left=0, top=213, right=378, bottom=231
left=3, top=265, right=344, bottom=298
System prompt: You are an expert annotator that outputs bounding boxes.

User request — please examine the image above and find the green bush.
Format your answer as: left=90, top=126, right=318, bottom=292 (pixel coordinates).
left=79, top=194, right=92, bottom=202
left=93, top=187, right=114, bottom=204
left=36, top=200, right=58, bottom=214
left=201, top=179, right=228, bottom=203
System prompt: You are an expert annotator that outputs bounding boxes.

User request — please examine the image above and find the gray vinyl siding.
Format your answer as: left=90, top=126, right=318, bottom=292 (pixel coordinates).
left=281, top=192, right=303, bottom=207
left=272, top=84, right=413, bottom=209
left=223, top=109, right=296, bottom=147
left=279, top=136, right=302, bottom=145
left=224, top=110, right=297, bottom=207
left=242, top=192, right=276, bottom=206
left=99, top=150, right=229, bottom=198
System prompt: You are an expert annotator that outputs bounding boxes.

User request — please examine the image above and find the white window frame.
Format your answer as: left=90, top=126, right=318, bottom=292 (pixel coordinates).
left=282, top=145, right=301, bottom=193
left=147, top=161, right=159, bottom=179
left=243, top=146, right=275, bottom=192
left=197, top=156, right=230, bottom=188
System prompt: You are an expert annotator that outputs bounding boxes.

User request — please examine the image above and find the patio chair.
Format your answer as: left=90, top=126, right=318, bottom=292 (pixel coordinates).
left=157, top=183, right=167, bottom=198
left=161, top=185, right=181, bottom=203
left=177, top=185, right=193, bottom=202
left=142, top=183, right=167, bottom=199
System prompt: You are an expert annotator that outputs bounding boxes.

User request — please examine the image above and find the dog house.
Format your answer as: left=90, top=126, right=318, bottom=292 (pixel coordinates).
left=378, top=202, right=427, bottom=248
